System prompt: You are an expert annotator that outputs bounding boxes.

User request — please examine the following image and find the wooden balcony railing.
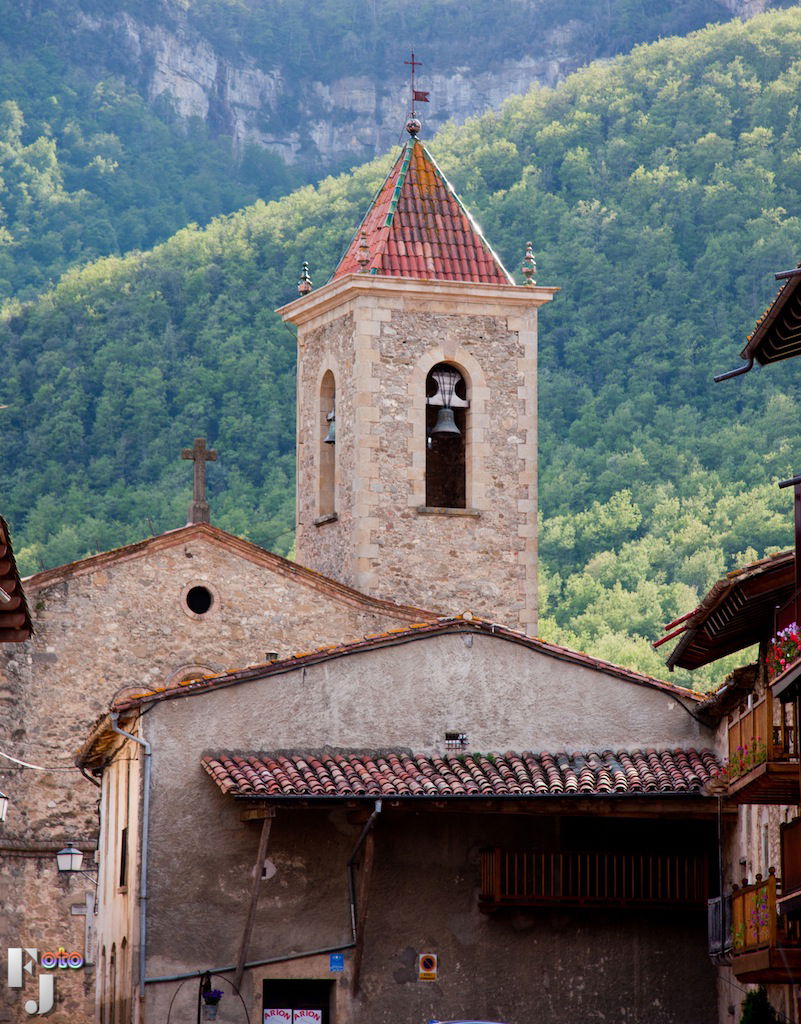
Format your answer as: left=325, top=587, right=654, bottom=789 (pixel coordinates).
left=479, top=848, right=709, bottom=910
left=726, top=689, right=798, bottom=803
left=730, top=869, right=801, bottom=983
left=732, top=871, right=778, bottom=953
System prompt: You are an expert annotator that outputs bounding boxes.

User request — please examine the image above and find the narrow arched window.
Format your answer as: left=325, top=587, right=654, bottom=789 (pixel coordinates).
left=426, top=363, right=468, bottom=508
left=319, top=371, right=336, bottom=516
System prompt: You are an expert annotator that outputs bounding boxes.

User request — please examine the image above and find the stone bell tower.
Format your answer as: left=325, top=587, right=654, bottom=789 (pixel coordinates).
left=278, top=123, right=556, bottom=635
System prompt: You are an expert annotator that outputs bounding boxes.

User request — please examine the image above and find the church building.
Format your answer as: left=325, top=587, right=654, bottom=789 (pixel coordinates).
left=70, top=120, right=725, bottom=1024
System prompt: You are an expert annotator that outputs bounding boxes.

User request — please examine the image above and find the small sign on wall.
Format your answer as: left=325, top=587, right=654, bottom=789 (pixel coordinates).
left=418, top=952, right=438, bottom=981
left=265, top=1012, right=323, bottom=1024
left=264, top=1010, right=291, bottom=1024
left=329, top=953, right=345, bottom=973
left=293, top=1010, right=323, bottom=1024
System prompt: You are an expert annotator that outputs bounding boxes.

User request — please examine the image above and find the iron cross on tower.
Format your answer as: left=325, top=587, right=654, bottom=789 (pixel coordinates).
left=181, top=437, right=217, bottom=525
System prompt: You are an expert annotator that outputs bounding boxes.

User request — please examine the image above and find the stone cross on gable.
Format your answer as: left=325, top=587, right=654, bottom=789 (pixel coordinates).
left=181, top=437, right=217, bottom=525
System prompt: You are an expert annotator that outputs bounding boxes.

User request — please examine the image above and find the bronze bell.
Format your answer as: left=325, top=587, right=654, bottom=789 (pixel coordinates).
left=431, top=406, right=461, bottom=437
left=323, top=408, right=336, bottom=445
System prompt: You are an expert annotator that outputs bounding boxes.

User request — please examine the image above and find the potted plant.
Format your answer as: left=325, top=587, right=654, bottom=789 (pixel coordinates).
left=202, top=989, right=224, bottom=1020
left=767, top=622, right=801, bottom=679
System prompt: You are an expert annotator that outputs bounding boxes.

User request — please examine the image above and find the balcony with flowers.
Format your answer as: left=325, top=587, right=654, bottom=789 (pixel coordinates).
left=723, top=625, right=800, bottom=803
left=730, top=868, right=801, bottom=983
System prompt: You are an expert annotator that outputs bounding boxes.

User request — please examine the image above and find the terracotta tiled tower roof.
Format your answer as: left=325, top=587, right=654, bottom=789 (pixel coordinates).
left=332, top=137, right=513, bottom=285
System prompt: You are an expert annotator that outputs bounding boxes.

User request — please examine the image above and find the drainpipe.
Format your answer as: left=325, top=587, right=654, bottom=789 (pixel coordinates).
left=109, top=712, right=152, bottom=1003
left=713, top=356, right=753, bottom=382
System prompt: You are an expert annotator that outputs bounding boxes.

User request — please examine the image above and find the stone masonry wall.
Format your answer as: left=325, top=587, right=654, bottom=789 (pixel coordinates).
left=296, top=311, right=359, bottom=589
left=0, top=529, right=433, bottom=1024
left=294, top=284, right=543, bottom=634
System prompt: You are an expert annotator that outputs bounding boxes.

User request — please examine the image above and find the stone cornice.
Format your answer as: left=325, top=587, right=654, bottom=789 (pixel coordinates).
left=277, top=273, right=559, bottom=326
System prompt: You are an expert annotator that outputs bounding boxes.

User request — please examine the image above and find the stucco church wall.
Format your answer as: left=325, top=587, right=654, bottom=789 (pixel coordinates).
left=0, top=530, right=433, bottom=1024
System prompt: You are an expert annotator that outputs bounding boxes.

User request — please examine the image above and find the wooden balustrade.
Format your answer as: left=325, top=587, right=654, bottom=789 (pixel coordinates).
left=726, top=690, right=799, bottom=803
left=732, top=871, right=777, bottom=953
left=727, top=690, right=796, bottom=766
left=479, top=848, right=708, bottom=910
left=730, top=868, right=801, bottom=982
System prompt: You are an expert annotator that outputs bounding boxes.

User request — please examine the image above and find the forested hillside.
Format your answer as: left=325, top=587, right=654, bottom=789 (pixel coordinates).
left=7, top=9, right=801, bottom=686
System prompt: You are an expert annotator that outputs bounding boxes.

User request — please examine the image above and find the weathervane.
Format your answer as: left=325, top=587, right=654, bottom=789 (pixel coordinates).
left=404, top=51, right=429, bottom=136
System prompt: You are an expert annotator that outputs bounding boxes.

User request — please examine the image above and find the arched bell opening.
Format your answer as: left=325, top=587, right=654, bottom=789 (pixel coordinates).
left=426, top=362, right=468, bottom=509
left=319, top=370, right=336, bottom=516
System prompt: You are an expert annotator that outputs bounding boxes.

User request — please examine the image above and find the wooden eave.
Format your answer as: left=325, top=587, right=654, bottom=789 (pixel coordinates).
left=0, top=517, right=32, bottom=642
left=236, top=793, right=726, bottom=819
left=75, top=710, right=139, bottom=771
left=668, top=550, right=794, bottom=671
left=742, top=266, right=801, bottom=365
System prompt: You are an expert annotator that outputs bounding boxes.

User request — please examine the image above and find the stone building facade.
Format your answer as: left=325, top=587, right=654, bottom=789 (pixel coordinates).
left=280, top=135, right=556, bottom=635
left=0, top=524, right=436, bottom=1024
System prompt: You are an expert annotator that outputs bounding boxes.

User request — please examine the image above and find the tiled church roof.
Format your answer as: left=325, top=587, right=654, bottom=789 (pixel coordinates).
left=202, top=748, right=720, bottom=800
left=332, top=137, right=513, bottom=285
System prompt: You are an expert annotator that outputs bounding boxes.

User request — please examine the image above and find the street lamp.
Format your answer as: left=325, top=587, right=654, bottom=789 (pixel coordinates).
left=56, top=843, right=84, bottom=873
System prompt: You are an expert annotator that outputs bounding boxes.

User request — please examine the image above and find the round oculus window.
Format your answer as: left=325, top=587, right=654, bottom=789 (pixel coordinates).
left=185, top=585, right=213, bottom=615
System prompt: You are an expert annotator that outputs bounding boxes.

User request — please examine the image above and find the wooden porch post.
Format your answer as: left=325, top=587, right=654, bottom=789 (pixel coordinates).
left=234, top=807, right=275, bottom=993
left=350, top=829, right=376, bottom=997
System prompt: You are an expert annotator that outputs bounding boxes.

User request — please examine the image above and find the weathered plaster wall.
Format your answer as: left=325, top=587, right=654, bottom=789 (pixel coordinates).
left=294, top=282, right=546, bottom=634
left=126, top=628, right=717, bottom=1024
left=146, top=810, right=718, bottom=1024
left=0, top=528, right=433, bottom=1024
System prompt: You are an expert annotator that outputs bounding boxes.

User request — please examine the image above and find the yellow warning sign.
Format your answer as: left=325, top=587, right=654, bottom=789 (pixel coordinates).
left=418, top=952, right=438, bottom=981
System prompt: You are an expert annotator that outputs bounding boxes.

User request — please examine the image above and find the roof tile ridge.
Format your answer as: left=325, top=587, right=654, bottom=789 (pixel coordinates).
left=466, top=619, right=702, bottom=700
left=331, top=143, right=409, bottom=281
left=416, top=139, right=514, bottom=284
left=383, top=138, right=415, bottom=229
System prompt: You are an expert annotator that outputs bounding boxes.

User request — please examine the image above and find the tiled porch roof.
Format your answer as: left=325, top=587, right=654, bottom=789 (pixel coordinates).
left=203, top=748, right=720, bottom=800
left=332, top=137, right=513, bottom=284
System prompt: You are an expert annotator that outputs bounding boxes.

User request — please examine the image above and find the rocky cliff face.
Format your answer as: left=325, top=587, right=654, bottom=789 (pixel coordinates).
left=76, top=0, right=779, bottom=171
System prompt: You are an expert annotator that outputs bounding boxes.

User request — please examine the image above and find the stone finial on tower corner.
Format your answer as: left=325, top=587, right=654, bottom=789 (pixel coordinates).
left=356, top=231, right=371, bottom=273
left=521, top=241, right=537, bottom=286
left=298, top=261, right=312, bottom=296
